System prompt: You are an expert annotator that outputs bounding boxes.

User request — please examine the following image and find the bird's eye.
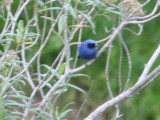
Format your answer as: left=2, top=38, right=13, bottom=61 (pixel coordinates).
left=88, top=43, right=95, bottom=48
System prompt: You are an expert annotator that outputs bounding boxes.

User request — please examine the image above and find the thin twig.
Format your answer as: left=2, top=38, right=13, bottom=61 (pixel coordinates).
left=118, top=38, right=123, bottom=93
left=118, top=33, right=132, bottom=91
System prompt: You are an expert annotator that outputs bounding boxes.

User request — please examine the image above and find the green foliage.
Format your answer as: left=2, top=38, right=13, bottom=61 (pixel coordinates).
left=0, top=0, right=160, bottom=120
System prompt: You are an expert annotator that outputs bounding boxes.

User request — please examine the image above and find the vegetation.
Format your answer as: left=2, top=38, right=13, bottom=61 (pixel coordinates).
left=0, top=0, right=160, bottom=120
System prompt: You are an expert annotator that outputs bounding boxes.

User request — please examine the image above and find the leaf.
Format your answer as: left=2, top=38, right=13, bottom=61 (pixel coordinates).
left=104, top=7, right=122, bottom=16
left=78, top=11, right=95, bottom=32
left=7, top=90, right=25, bottom=95
left=67, top=83, right=87, bottom=94
left=69, top=74, right=90, bottom=79
left=40, top=16, right=56, bottom=21
left=4, top=103, right=27, bottom=109
left=23, top=32, right=37, bottom=38
left=58, top=109, right=73, bottom=119
left=58, top=58, right=73, bottom=75
left=25, top=18, right=36, bottom=30
left=40, top=64, right=59, bottom=78
left=9, top=95, right=31, bottom=101
left=58, top=63, right=66, bottom=75
left=17, top=20, right=25, bottom=34
left=4, top=33, right=19, bottom=37
left=11, top=112, right=24, bottom=118
left=29, top=108, right=52, bottom=119
left=40, top=64, right=55, bottom=72
left=37, top=0, right=45, bottom=7
left=54, top=88, right=68, bottom=95
left=38, top=7, right=62, bottom=12
left=68, top=5, right=77, bottom=19
left=61, top=102, right=75, bottom=113
left=0, top=39, right=13, bottom=43
left=58, top=14, right=66, bottom=34
left=2, top=77, right=20, bottom=94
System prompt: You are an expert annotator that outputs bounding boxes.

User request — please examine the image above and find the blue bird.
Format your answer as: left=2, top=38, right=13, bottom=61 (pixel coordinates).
left=78, top=39, right=98, bottom=60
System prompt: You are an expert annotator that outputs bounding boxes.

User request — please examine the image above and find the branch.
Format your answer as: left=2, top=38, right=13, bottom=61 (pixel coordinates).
left=136, top=44, right=160, bottom=84
left=127, top=12, right=160, bottom=24
left=84, top=44, right=160, bottom=120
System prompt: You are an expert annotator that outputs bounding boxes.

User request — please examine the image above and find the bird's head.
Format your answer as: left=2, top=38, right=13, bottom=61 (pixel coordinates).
left=78, top=39, right=98, bottom=59
left=86, top=40, right=98, bottom=49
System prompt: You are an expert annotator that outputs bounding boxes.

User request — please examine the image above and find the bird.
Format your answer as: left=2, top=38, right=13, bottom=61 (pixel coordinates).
left=78, top=39, right=98, bottom=60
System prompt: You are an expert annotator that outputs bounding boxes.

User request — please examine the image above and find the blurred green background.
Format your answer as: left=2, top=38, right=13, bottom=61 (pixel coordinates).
left=1, top=0, right=160, bottom=120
